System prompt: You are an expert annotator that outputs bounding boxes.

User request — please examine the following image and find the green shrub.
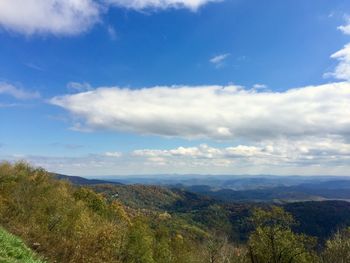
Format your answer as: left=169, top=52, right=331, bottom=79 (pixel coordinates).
left=0, top=227, right=45, bottom=263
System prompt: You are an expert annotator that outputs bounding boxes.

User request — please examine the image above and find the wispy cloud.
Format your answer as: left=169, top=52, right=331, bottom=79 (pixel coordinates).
left=51, top=143, right=85, bottom=150
left=0, top=82, right=40, bottom=100
left=104, top=151, right=122, bottom=157
left=338, top=16, right=350, bottom=35
left=106, top=0, right=221, bottom=11
left=0, top=102, right=20, bottom=108
left=24, top=63, right=45, bottom=72
left=210, top=53, right=230, bottom=68
left=107, top=25, right=117, bottom=40
left=2, top=151, right=129, bottom=176
left=67, top=82, right=93, bottom=92
left=253, top=83, right=267, bottom=90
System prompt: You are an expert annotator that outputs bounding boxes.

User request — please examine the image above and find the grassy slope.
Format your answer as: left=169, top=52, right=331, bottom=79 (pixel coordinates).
left=0, top=227, right=44, bottom=263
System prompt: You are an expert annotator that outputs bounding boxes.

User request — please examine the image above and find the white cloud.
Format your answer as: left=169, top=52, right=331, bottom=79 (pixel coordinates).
left=106, top=0, right=220, bottom=11
left=104, top=151, right=122, bottom=157
left=327, top=44, right=350, bottom=81
left=0, top=0, right=101, bottom=36
left=253, top=83, right=267, bottom=90
left=132, top=138, right=350, bottom=168
left=210, top=53, right=230, bottom=67
left=338, top=17, right=350, bottom=35
left=50, top=82, right=350, bottom=140
left=0, top=0, right=221, bottom=36
left=326, top=18, right=350, bottom=81
left=67, top=82, right=93, bottom=92
left=0, top=82, right=40, bottom=100
left=6, top=137, right=350, bottom=176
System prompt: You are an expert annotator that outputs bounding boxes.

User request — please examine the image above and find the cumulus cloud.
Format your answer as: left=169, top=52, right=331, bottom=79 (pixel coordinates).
left=0, top=82, right=40, bottom=100
left=50, top=82, right=350, bottom=140
left=132, top=144, right=267, bottom=168
left=106, top=0, right=220, bottom=11
left=132, top=138, right=350, bottom=167
left=210, top=53, right=230, bottom=68
left=132, top=138, right=350, bottom=173
left=0, top=0, right=101, bottom=35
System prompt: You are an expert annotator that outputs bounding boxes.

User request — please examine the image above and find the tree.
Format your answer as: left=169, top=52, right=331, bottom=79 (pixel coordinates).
left=322, top=227, right=350, bottom=263
left=204, top=235, right=230, bottom=263
left=153, top=226, right=173, bottom=263
left=248, top=206, right=317, bottom=263
left=123, top=218, right=155, bottom=263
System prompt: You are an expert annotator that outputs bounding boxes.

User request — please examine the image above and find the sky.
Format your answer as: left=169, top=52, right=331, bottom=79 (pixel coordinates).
left=1, top=0, right=350, bottom=176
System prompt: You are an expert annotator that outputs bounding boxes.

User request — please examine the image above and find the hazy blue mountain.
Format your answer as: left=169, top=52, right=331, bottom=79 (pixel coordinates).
left=54, top=173, right=350, bottom=203
left=52, top=173, right=123, bottom=186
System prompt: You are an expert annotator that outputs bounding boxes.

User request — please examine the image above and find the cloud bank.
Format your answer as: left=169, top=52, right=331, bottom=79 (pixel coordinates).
left=6, top=137, right=350, bottom=176
left=133, top=138, right=350, bottom=168
left=50, top=82, right=350, bottom=140
left=49, top=65, right=350, bottom=175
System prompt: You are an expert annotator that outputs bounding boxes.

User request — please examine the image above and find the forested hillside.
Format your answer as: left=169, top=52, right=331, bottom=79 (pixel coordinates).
left=182, top=183, right=350, bottom=203
left=1, top=162, right=350, bottom=263
left=88, top=183, right=350, bottom=243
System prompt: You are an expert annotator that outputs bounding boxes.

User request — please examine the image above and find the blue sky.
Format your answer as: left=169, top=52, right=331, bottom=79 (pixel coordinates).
left=1, top=0, right=350, bottom=176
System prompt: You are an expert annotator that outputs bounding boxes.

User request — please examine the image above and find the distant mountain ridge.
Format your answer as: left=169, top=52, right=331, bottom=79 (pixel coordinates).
left=52, top=173, right=350, bottom=203
left=106, top=174, right=350, bottom=190
left=182, top=180, right=350, bottom=203
left=52, top=173, right=122, bottom=185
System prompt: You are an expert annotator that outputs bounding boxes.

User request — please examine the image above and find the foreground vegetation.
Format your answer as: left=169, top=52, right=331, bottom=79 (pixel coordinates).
left=1, top=162, right=350, bottom=263
left=0, top=227, right=44, bottom=263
